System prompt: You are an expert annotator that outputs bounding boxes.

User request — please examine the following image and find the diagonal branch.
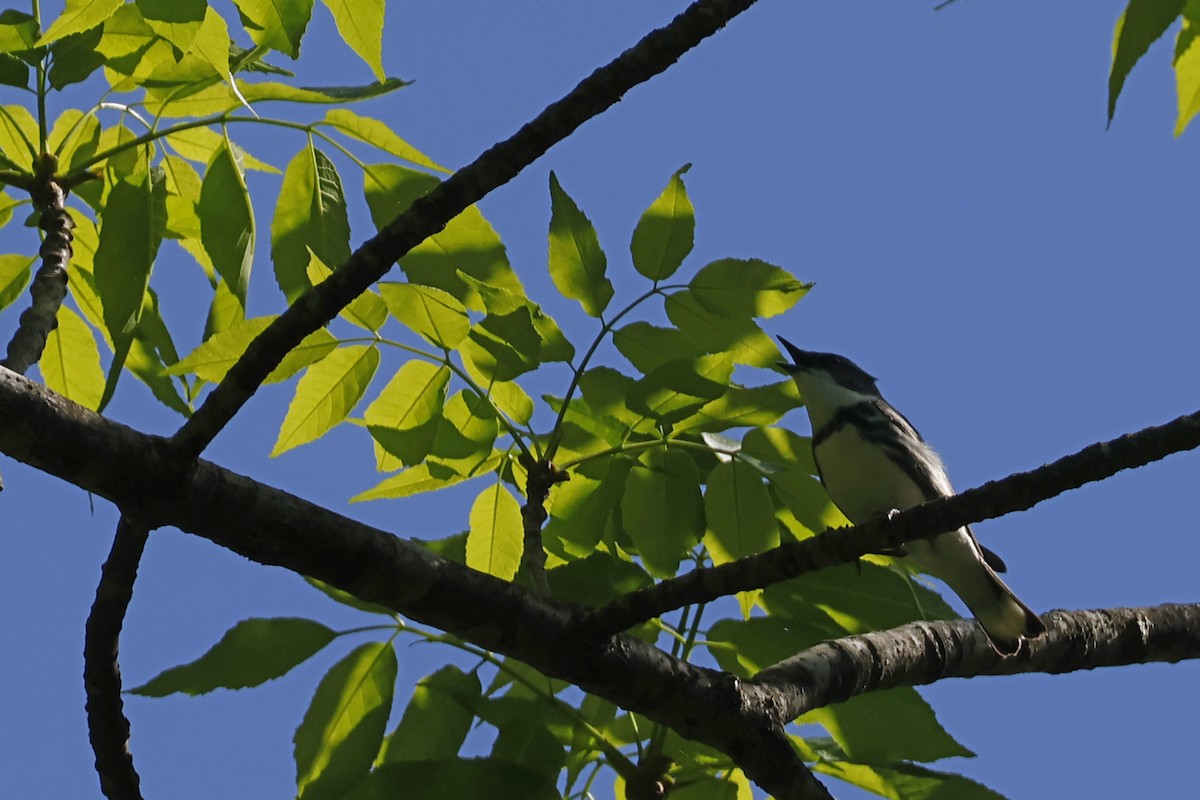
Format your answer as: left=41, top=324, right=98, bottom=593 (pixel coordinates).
left=3, top=368, right=1200, bottom=797
left=751, top=603, right=1200, bottom=722
left=170, top=0, right=759, bottom=460
left=587, top=408, right=1200, bottom=635
left=84, top=515, right=150, bottom=800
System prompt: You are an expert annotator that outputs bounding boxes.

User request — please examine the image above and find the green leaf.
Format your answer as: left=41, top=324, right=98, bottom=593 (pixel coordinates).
left=703, top=460, right=779, bottom=564
left=707, top=616, right=841, bottom=677
left=48, top=109, right=101, bottom=173
left=0, top=9, right=39, bottom=56
left=487, top=381, right=534, bottom=427
left=343, top=759, right=559, bottom=800
left=665, top=291, right=780, bottom=367
left=547, top=172, right=612, bottom=317
left=165, top=127, right=277, bottom=172
left=1175, top=5, right=1200, bottom=134
left=364, top=360, right=450, bottom=468
left=1110, top=0, right=1184, bottom=123
left=363, top=163, right=525, bottom=308
left=688, top=258, right=811, bottom=319
left=94, top=170, right=166, bottom=341
left=272, top=144, right=352, bottom=301
left=545, top=550, right=652, bottom=607
left=426, top=390, right=498, bottom=476
left=318, top=0, right=384, bottom=80
left=806, top=688, right=973, bottom=765
left=39, top=305, right=104, bottom=410
left=306, top=250, right=387, bottom=331
left=676, top=380, right=801, bottom=434
left=136, top=0, right=206, bottom=51
left=626, top=354, right=733, bottom=426
left=0, top=103, right=37, bottom=169
left=620, top=447, right=704, bottom=578
left=379, top=282, right=469, bottom=348
left=239, top=76, right=408, bottom=104
left=294, top=641, right=397, bottom=800
left=130, top=617, right=336, bottom=696
left=813, top=758, right=1006, bottom=800
left=273, top=345, right=380, bottom=455
left=0, top=252, right=32, bottom=310
left=352, top=456, right=500, bottom=503
left=544, top=456, right=633, bottom=555
left=321, top=109, right=446, bottom=172
left=233, top=0, right=314, bottom=58
left=380, top=666, right=481, bottom=764
left=168, top=316, right=337, bottom=384
left=741, top=426, right=817, bottom=475
left=37, top=0, right=122, bottom=45
left=462, top=308, right=542, bottom=383
left=631, top=165, right=694, bottom=281
left=613, top=321, right=702, bottom=375
left=762, top=561, right=957, bottom=635
left=305, top=577, right=395, bottom=616
left=47, top=26, right=105, bottom=89
left=199, top=141, right=255, bottom=306
left=466, top=482, right=523, bottom=581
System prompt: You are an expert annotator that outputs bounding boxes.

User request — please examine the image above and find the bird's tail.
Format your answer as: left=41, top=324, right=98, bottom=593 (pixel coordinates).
left=910, top=529, right=1045, bottom=655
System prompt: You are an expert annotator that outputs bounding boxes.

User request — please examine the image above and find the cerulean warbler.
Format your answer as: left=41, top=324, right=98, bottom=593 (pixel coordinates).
left=778, top=338, right=1044, bottom=654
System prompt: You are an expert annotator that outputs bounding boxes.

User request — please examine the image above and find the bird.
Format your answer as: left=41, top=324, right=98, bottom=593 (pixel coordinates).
left=777, top=337, right=1045, bottom=654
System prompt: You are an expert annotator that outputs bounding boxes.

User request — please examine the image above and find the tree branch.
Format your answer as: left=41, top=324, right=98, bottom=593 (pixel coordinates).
left=2, top=178, right=73, bottom=375
left=752, top=604, right=1200, bottom=722
left=83, top=515, right=150, bottom=800
left=587, top=408, right=1200, bottom=635
left=170, top=0, right=758, bottom=460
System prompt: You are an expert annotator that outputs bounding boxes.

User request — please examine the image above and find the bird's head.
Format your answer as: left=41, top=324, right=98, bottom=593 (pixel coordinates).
left=777, top=337, right=881, bottom=403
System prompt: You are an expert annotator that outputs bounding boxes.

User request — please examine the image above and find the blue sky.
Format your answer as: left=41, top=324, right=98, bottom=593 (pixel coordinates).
left=3, top=1, right=1199, bottom=798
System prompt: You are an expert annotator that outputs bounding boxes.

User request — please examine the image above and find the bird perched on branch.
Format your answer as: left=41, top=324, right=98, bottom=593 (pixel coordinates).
left=778, top=337, right=1045, bottom=654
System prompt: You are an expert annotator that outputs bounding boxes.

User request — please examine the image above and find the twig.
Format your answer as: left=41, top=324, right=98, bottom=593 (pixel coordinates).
left=170, top=0, right=759, bottom=460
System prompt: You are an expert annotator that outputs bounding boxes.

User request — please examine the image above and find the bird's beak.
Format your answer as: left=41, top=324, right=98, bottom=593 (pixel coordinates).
left=777, top=336, right=810, bottom=372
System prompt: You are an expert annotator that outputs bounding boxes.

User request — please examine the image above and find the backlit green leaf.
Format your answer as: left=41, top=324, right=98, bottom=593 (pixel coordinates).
left=40, top=305, right=104, bottom=410
left=703, top=460, right=778, bottom=564
left=344, top=759, right=559, bottom=800
left=319, top=0, right=384, bottom=80
left=272, top=345, right=379, bottom=455
left=239, top=77, right=408, bottom=104
left=272, top=145, right=352, bottom=301
left=806, top=688, right=972, bottom=764
left=233, top=0, right=313, bottom=58
left=626, top=354, right=733, bottom=426
left=548, top=172, right=612, bottom=318
left=352, top=456, right=501, bottom=503
left=94, top=169, right=166, bottom=341
left=621, top=447, right=704, bottom=578
left=306, top=250, right=387, bottom=331
left=294, top=641, right=397, bottom=800
left=321, top=109, right=446, bottom=171
left=363, top=163, right=524, bottom=308
left=37, top=0, right=122, bottom=45
left=631, top=165, right=694, bottom=281
left=379, top=282, right=469, bottom=348
left=380, top=666, right=481, bottom=764
left=199, top=141, right=254, bottom=306
left=47, top=109, right=101, bottom=173
left=364, top=360, right=449, bottom=468
left=0, top=252, right=32, bottom=310
left=613, top=321, right=701, bottom=375
left=0, top=104, right=39, bottom=171
left=665, top=291, right=780, bottom=367
left=688, top=258, right=810, bottom=319
left=130, top=617, right=336, bottom=696
left=462, top=308, right=542, bottom=383
left=812, top=760, right=1006, bottom=800
left=544, top=457, right=633, bottom=555
left=1175, top=7, right=1200, bottom=134
left=1109, top=0, right=1184, bottom=122
left=466, top=482, right=523, bottom=580
left=427, top=390, right=498, bottom=477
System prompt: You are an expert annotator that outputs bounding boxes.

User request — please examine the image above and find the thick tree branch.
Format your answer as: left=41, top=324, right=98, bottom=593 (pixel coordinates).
left=588, top=408, right=1200, bottom=635
left=752, top=604, right=1200, bottom=722
left=170, top=0, right=758, bottom=460
left=0, top=367, right=827, bottom=797
left=83, top=516, right=150, bottom=800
